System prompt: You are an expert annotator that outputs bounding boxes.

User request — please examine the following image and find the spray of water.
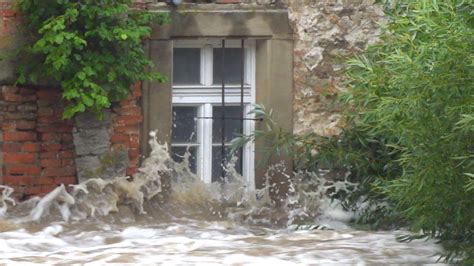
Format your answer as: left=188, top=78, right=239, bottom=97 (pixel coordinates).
left=0, top=131, right=358, bottom=228
left=0, top=132, right=444, bottom=264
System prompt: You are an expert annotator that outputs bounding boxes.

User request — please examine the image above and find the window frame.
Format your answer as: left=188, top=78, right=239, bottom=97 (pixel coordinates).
left=172, top=39, right=256, bottom=187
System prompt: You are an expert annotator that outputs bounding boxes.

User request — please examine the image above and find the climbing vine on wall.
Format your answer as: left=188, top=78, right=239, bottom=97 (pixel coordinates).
left=17, top=0, right=168, bottom=118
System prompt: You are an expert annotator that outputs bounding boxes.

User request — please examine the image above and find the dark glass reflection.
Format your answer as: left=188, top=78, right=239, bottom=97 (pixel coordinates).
left=173, top=48, right=201, bottom=85
left=172, top=106, right=197, bottom=143
left=213, top=48, right=244, bottom=85
left=212, top=106, right=243, bottom=143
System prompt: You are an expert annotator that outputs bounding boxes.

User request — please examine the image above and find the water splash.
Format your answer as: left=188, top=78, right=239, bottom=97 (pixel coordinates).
left=0, top=132, right=359, bottom=226
left=0, top=132, right=443, bottom=264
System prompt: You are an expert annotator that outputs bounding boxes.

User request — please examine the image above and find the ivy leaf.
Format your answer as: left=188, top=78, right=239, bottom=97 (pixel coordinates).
left=77, top=72, right=86, bottom=80
left=55, top=35, right=64, bottom=44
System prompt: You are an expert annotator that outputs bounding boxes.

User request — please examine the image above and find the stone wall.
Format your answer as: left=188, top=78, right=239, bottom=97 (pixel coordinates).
left=73, top=83, right=143, bottom=183
left=288, top=0, right=384, bottom=135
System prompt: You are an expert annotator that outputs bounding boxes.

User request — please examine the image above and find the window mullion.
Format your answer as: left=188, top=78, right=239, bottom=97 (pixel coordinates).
left=243, top=104, right=255, bottom=190
left=202, top=45, right=213, bottom=86
left=202, top=103, right=213, bottom=183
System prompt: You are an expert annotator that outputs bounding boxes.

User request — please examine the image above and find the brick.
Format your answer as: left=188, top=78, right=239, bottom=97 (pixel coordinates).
left=112, top=143, right=128, bottom=150
left=55, top=125, right=74, bottom=133
left=4, top=153, right=36, bottom=164
left=4, top=112, right=36, bottom=120
left=114, top=115, right=143, bottom=126
left=2, top=120, right=36, bottom=130
left=61, top=159, right=75, bottom=167
left=111, top=134, right=129, bottom=143
left=116, top=106, right=142, bottom=116
left=3, top=131, right=36, bottom=142
left=40, top=159, right=62, bottom=168
left=119, top=99, right=137, bottom=108
left=41, top=185, right=59, bottom=194
left=60, top=150, right=75, bottom=159
left=37, top=116, right=60, bottom=124
left=41, top=133, right=60, bottom=141
left=16, top=120, right=36, bottom=130
left=36, top=89, right=61, bottom=99
left=127, top=167, right=138, bottom=176
left=129, top=158, right=139, bottom=167
left=17, top=103, right=37, bottom=112
left=61, top=143, right=75, bottom=150
left=3, top=176, right=33, bottom=186
left=1, top=121, right=16, bottom=131
left=5, top=165, right=41, bottom=176
left=61, top=134, right=74, bottom=142
left=1, top=86, right=18, bottom=95
left=3, top=93, right=36, bottom=102
left=35, top=176, right=55, bottom=185
left=22, top=143, right=40, bottom=152
left=42, top=167, right=76, bottom=177
left=18, top=87, right=36, bottom=95
left=53, top=176, right=77, bottom=185
left=129, top=134, right=140, bottom=149
left=2, top=143, right=22, bottom=152
left=37, top=124, right=72, bottom=133
left=41, top=143, right=62, bottom=152
left=40, top=152, right=59, bottom=159
left=131, top=82, right=142, bottom=98
left=114, top=125, right=139, bottom=134
left=37, top=107, right=54, bottom=116
left=25, top=186, right=41, bottom=196
left=128, top=149, right=140, bottom=159
left=0, top=9, right=17, bottom=17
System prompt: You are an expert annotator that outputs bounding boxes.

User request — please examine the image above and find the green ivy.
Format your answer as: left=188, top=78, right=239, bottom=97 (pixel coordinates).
left=17, top=0, right=168, bottom=118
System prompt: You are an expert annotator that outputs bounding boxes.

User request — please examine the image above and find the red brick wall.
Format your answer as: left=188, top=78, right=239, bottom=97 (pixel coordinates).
left=111, top=82, right=143, bottom=177
left=0, top=86, right=76, bottom=199
left=0, top=84, right=143, bottom=198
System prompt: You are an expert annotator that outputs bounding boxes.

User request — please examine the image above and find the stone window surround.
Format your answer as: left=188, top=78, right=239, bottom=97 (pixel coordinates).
left=141, top=7, right=293, bottom=194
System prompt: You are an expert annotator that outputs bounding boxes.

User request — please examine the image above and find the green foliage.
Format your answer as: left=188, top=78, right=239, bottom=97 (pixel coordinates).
left=235, top=0, right=474, bottom=262
left=345, top=0, right=474, bottom=262
left=17, top=0, right=168, bottom=118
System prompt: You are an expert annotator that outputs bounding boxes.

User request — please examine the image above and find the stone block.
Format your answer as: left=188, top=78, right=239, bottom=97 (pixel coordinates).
left=75, top=155, right=101, bottom=183
left=74, top=110, right=111, bottom=129
left=73, top=128, right=110, bottom=156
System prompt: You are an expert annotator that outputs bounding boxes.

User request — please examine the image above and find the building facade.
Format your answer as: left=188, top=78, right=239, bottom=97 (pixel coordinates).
left=0, top=0, right=384, bottom=198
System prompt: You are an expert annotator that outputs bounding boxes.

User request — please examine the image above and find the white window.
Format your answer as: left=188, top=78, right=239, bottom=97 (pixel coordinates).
left=171, top=39, right=256, bottom=187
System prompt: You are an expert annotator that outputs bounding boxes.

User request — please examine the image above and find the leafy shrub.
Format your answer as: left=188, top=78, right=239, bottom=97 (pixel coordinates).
left=17, top=0, right=167, bottom=118
left=235, top=0, right=473, bottom=262
left=345, top=1, right=473, bottom=262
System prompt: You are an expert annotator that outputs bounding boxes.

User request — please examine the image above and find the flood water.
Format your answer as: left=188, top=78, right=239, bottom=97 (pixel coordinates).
left=0, top=219, right=442, bottom=265
left=0, top=134, right=443, bottom=264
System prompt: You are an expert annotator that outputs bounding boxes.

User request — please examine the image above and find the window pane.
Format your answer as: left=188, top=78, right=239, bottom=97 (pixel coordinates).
left=212, top=106, right=243, bottom=143
left=172, top=106, right=198, bottom=143
left=171, top=146, right=197, bottom=174
left=173, top=48, right=201, bottom=85
left=213, top=48, right=244, bottom=85
left=212, top=146, right=242, bottom=183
